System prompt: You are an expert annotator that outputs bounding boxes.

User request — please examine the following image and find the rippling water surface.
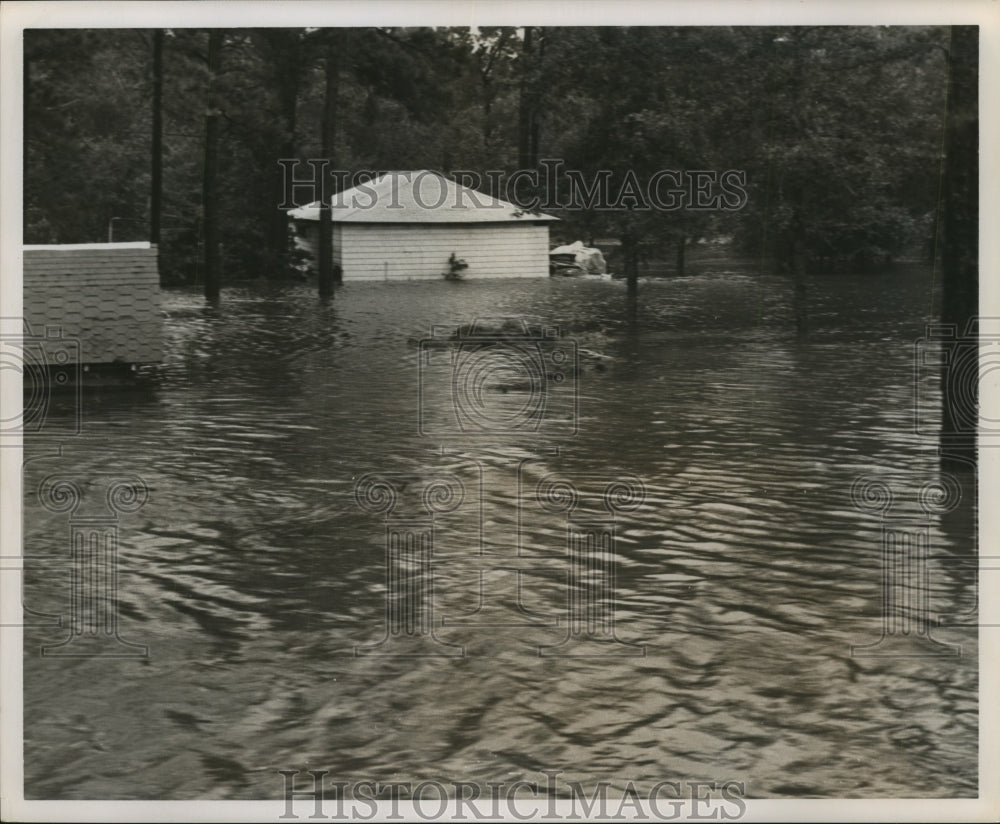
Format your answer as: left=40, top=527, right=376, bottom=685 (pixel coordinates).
left=23, top=268, right=977, bottom=799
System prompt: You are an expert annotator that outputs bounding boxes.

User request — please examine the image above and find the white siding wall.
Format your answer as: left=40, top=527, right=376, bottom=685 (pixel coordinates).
left=294, top=222, right=550, bottom=280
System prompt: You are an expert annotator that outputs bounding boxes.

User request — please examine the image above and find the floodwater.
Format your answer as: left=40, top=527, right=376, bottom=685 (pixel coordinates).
left=22, top=267, right=977, bottom=800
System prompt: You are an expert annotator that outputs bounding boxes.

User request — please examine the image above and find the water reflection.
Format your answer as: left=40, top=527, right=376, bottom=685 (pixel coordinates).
left=23, top=268, right=976, bottom=799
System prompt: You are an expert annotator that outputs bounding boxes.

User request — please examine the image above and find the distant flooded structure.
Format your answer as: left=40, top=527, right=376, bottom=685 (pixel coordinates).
left=23, top=242, right=163, bottom=379
left=289, top=170, right=557, bottom=281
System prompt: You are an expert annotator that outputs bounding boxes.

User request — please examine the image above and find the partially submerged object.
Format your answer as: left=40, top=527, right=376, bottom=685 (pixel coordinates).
left=22, top=242, right=163, bottom=385
left=549, top=241, right=607, bottom=276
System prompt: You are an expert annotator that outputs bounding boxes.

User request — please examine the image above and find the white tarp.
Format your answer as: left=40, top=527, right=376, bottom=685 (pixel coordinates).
left=549, top=240, right=607, bottom=274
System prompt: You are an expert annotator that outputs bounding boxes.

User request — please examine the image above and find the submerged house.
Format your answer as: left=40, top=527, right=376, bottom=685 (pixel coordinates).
left=22, top=242, right=163, bottom=377
left=288, top=170, right=557, bottom=280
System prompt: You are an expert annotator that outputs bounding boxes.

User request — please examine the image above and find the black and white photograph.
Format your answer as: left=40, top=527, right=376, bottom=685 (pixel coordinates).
left=1, top=1, right=997, bottom=821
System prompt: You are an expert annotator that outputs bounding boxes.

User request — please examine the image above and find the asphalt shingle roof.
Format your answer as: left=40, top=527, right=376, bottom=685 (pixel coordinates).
left=23, top=243, right=163, bottom=365
left=288, top=170, right=557, bottom=224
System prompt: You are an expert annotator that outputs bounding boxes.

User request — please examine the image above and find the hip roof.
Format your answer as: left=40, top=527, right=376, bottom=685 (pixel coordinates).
left=288, top=170, right=557, bottom=224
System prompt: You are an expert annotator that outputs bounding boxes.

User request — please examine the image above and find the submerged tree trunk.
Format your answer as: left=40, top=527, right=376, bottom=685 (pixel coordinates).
left=792, top=270, right=808, bottom=337
left=789, top=217, right=808, bottom=338
left=272, top=57, right=300, bottom=276
left=622, top=232, right=639, bottom=316
left=317, top=41, right=339, bottom=297
left=202, top=30, right=223, bottom=301
left=940, top=25, right=978, bottom=471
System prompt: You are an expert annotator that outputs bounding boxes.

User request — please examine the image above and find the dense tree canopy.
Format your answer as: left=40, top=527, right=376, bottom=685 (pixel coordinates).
left=24, top=26, right=955, bottom=284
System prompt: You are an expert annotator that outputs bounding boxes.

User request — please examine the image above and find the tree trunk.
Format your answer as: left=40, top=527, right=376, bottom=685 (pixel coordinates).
left=482, top=78, right=494, bottom=156
left=151, top=29, right=163, bottom=250
left=940, top=25, right=978, bottom=470
left=786, top=39, right=808, bottom=337
left=318, top=41, right=339, bottom=297
left=517, top=26, right=540, bottom=170
left=202, top=30, right=223, bottom=301
left=272, top=61, right=299, bottom=276
left=529, top=29, right=543, bottom=164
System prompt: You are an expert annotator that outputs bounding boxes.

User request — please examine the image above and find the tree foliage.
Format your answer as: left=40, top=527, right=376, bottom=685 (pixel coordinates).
left=24, top=26, right=954, bottom=284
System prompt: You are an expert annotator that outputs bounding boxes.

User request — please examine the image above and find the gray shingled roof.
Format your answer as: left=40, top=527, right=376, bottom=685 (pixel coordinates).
left=288, top=170, right=557, bottom=224
left=23, top=243, right=163, bottom=365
